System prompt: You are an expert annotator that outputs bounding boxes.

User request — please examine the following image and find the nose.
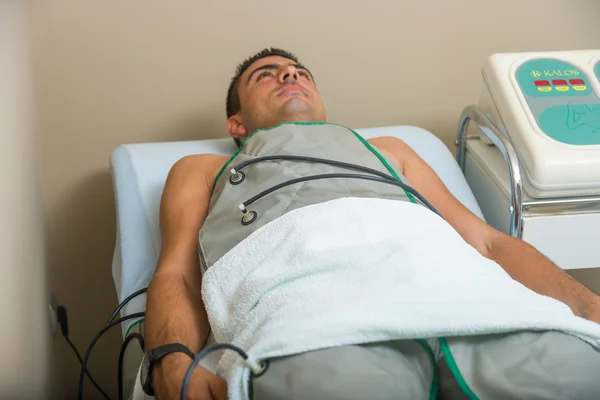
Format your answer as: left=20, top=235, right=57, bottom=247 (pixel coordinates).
left=279, top=64, right=299, bottom=83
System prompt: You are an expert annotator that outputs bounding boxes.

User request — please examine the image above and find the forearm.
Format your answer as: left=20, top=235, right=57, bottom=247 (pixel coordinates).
left=489, top=235, right=599, bottom=320
left=144, top=272, right=214, bottom=397
left=145, top=272, right=209, bottom=353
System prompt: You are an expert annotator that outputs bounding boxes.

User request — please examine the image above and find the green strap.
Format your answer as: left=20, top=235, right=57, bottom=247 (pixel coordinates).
left=415, top=339, right=440, bottom=400
left=439, top=337, right=480, bottom=400
left=347, top=128, right=417, bottom=204
left=212, top=138, right=251, bottom=189
left=124, top=318, right=145, bottom=338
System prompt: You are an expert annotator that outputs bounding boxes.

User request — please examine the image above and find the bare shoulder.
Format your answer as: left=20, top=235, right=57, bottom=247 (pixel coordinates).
left=367, top=136, right=411, bottom=152
left=367, top=136, right=413, bottom=171
left=167, top=153, right=230, bottom=188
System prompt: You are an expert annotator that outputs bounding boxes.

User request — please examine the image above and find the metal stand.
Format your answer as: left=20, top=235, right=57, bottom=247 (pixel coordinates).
left=455, top=105, right=523, bottom=238
left=455, top=105, right=600, bottom=239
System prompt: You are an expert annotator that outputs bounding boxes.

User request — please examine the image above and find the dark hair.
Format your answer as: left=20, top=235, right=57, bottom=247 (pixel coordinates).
left=226, top=48, right=300, bottom=147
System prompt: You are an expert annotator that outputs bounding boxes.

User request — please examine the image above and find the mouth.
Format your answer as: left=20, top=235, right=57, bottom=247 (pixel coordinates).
left=277, top=84, right=306, bottom=97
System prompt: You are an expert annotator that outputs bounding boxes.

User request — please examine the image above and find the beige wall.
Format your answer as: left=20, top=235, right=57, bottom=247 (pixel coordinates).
left=0, top=1, right=52, bottom=398
left=28, top=0, right=600, bottom=397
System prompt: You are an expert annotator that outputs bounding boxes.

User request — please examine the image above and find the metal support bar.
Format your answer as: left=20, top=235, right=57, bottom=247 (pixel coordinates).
left=456, top=105, right=524, bottom=238
left=523, top=196, right=600, bottom=216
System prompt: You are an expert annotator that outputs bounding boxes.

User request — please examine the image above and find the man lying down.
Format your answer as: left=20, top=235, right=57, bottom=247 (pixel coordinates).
left=144, top=48, right=600, bottom=400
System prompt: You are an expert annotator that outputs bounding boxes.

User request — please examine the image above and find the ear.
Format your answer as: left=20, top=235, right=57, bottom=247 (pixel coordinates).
left=227, top=113, right=248, bottom=140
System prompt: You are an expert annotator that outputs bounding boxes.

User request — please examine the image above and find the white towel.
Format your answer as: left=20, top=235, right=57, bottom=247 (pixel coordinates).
left=201, top=197, right=600, bottom=400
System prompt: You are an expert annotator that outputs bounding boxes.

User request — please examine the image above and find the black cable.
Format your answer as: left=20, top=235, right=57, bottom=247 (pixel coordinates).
left=78, top=312, right=146, bottom=400
left=63, top=334, right=112, bottom=400
left=106, top=287, right=148, bottom=327
left=232, top=155, right=397, bottom=182
left=241, top=173, right=442, bottom=218
left=118, top=333, right=145, bottom=400
left=180, top=343, right=261, bottom=400
left=57, top=305, right=111, bottom=399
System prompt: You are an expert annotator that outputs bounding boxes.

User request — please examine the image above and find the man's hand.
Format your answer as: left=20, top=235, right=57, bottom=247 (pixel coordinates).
left=153, top=353, right=227, bottom=400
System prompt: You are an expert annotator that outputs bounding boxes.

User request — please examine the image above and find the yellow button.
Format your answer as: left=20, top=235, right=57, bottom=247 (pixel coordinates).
left=555, top=86, right=569, bottom=92
left=537, top=87, right=552, bottom=92
left=572, top=85, right=587, bottom=91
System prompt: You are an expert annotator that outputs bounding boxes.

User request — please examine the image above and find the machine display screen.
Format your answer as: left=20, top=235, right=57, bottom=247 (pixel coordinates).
left=515, top=58, right=600, bottom=145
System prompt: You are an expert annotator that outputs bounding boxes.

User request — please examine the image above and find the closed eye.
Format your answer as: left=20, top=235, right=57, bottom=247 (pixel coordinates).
left=298, top=70, right=311, bottom=80
left=256, top=70, right=273, bottom=82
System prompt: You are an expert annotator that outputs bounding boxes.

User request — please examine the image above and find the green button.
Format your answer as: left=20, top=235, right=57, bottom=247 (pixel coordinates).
left=595, top=60, right=600, bottom=82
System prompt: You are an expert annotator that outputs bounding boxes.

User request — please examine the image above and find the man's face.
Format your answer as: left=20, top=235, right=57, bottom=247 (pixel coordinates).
left=227, top=56, right=327, bottom=140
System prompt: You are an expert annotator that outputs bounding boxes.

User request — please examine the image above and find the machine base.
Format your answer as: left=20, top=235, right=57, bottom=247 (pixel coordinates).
left=464, top=143, right=600, bottom=270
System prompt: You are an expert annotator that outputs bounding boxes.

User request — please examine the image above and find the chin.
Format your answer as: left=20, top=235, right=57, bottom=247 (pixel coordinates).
left=279, top=99, right=313, bottom=116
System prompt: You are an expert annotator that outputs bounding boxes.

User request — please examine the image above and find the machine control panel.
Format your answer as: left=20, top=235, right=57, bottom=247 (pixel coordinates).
left=516, top=58, right=600, bottom=145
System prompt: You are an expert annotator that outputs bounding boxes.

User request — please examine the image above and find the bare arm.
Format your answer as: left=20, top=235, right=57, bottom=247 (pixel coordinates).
left=485, top=233, right=600, bottom=321
left=145, top=154, right=227, bottom=399
left=370, top=136, right=600, bottom=323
